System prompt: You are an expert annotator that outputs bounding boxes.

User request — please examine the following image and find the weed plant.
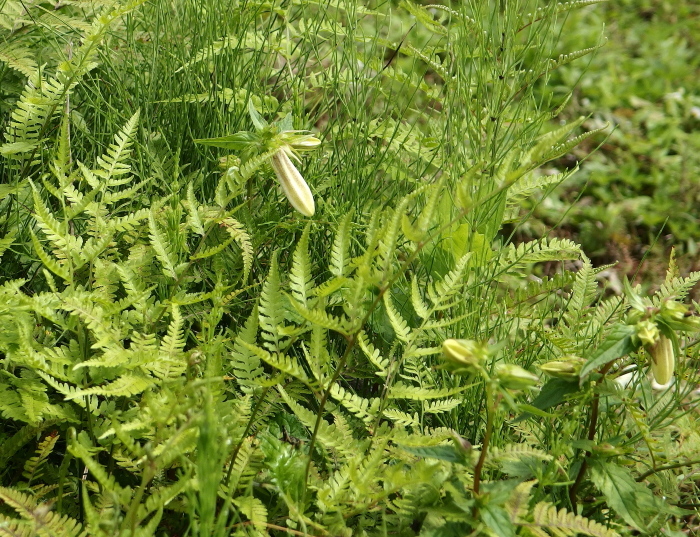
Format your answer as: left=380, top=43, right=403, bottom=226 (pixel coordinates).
left=1, top=0, right=699, bottom=535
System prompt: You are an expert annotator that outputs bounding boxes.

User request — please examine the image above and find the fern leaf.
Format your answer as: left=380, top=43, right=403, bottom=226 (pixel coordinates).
left=30, top=229, right=69, bottom=281
left=380, top=195, right=411, bottom=274
left=291, top=301, right=353, bottom=337
left=498, top=238, right=581, bottom=271
left=388, top=382, right=468, bottom=400
left=383, top=409, right=420, bottom=427
left=238, top=341, right=309, bottom=383
left=358, top=331, right=390, bottom=377
left=653, top=271, right=700, bottom=304
left=278, top=387, right=356, bottom=455
left=230, top=306, right=265, bottom=389
left=329, top=384, right=380, bottom=423
left=0, top=41, right=38, bottom=77
left=290, top=224, right=313, bottom=305
left=0, top=232, right=15, bottom=259
left=506, top=480, right=537, bottom=523
left=331, top=212, right=353, bottom=277
left=221, top=217, right=253, bottom=282
left=259, top=253, right=289, bottom=352
left=185, top=182, right=205, bottom=235
left=65, top=374, right=153, bottom=400
left=95, top=110, right=139, bottom=180
left=160, top=304, right=186, bottom=357
left=233, top=495, right=269, bottom=531
left=383, top=290, right=411, bottom=343
left=528, top=502, right=620, bottom=537
left=148, top=208, right=179, bottom=279
left=22, top=434, right=59, bottom=485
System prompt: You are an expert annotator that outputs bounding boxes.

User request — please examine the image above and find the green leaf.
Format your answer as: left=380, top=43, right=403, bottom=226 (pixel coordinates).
left=590, top=460, right=671, bottom=533
left=514, top=378, right=580, bottom=422
left=399, top=444, right=466, bottom=464
left=481, top=504, right=516, bottom=537
left=248, top=99, right=268, bottom=131
left=579, top=325, right=639, bottom=383
left=193, top=131, right=258, bottom=150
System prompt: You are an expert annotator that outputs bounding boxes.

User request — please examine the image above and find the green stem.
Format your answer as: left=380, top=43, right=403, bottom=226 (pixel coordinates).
left=473, top=383, right=496, bottom=496
left=568, top=361, right=615, bottom=513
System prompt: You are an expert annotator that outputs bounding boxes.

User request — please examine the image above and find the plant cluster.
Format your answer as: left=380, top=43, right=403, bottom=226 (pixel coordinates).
left=1, top=0, right=699, bottom=536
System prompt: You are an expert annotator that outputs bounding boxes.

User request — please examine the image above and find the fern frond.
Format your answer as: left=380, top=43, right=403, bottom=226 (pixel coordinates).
left=506, top=169, right=574, bottom=208
left=22, top=434, right=59, bottom=485
left=148, top=208, right=180, bottom=279
left=0, top=486, right=86, bottom=537
left=543, top=124, right=608, bottom=166
left=388, top=382, right=468, bottom=400
left=527, top=501, right=620, bottom=537
left=278, top=386, right=357, bottom=455
left=383, top=409, right=420, bottom=427
left=410, top=277, right=430, bottom=320
left=30, top=229, right=69, bottom=281
left=64, top=374, right=153, bottom=400
left=289, top=300, right=353, bottom=337
left=653, top=271, right=700, bottom=304
left=329, top=384, right=380, bottom=423
left=0, top=232, right=16, bottom=259
left=230, top=306, right=265, bottom=390
left=259, top=254, right=289, bottom=352
left=95, top=110, right=139, bottom=180
left=358, top=331, right=390, bottom=377
left=290, top=225, right=313, bottom=305
left=221, top=217, right=253, bottom=282
left=383, top=290, right=411, bottom=343
left=422, top=398, right=462, bottom=414
left=379, top=195, right=411, bottom=274
left=238, top=341, right=309, bottom=383
left=233, top=495, right=269, bottom=531
left=506, top=480, right=537, bottom=523
left=498, top=238, right=581, bottom=271
left=330, top=212, right=353, bottom=277
left=0, top=41, right=38, bottom=77
left=160, top=304, right=186, bottom=357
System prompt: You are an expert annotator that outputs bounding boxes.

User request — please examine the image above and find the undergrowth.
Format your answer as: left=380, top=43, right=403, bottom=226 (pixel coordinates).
left=1, top=0, right=699, bottom=536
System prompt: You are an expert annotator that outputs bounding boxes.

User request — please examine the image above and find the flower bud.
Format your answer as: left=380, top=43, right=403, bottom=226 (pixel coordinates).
left=269, top=148, right=315, bottom=217
left=660, top=299, right=687, bottom=322
left=538, top=356, right=585, bottom=380
left=495, top=364, right=539, bottom=390
left=442, top=339, right=488, bottom=369
left=648, top=334, right=675, bottom=386
left=290, top=136, right=322, bottom=151
left=635, top=320, right=659, bottom=347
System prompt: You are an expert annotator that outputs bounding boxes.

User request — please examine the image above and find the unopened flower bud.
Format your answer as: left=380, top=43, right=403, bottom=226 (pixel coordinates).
left=648, top=334, right=675, bottom=386
left=635, top=320, right=659, bottom=347
left=442, top=339, right=488, bottom=369
left=660, top=300, right=687, bottom=322
left=269, top=147, right=315, bottom=217
left=290, top=136, right=321, bottom=151
left=495, top=364, right=539, bottom=390
left=538, top=356, right=585, bottom=380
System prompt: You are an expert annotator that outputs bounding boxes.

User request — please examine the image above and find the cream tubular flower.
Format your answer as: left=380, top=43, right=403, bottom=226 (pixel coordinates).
left=269, top=146, right=315, bottom=217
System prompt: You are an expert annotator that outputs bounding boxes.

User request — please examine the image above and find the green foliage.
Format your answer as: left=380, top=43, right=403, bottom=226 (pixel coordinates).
left=0, top=0, right=698, bottom=536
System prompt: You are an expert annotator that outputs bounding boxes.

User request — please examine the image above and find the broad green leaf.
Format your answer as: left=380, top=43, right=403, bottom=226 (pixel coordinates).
left=399, top=444, right=466, bottom=464
left=514, top=378, right=580, bottom=422
left=579, top=324, right=639, bottom=383
left=590, top=460, right=670, bottom=533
